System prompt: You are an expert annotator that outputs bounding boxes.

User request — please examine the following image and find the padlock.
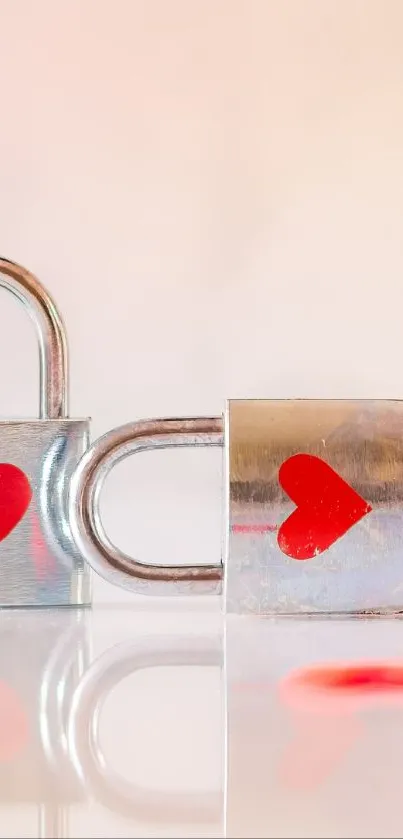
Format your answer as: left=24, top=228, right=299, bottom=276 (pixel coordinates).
left=69, top=400, right=403, bottom=615
left=0, top=258, right=91, bottom=606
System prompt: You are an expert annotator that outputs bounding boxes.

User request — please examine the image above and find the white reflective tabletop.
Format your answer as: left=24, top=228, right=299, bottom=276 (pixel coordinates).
left=0, top=603, right=223, bottom=839
left=226, top=615, right=403, bottom=838
left=1, top=603, right=403, bottom=838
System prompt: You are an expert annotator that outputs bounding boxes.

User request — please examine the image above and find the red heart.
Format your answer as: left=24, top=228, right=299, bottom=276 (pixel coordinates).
left=0, top=464, right=32, bottom=541
left=277, top=454, right=372, bottom=560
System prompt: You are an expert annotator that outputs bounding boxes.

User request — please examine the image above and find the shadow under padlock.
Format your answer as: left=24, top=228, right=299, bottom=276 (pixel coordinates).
left=0, top=258, right=91, bottom=606
left=68, top=634, right=223, bottom=832
left=0, top=609, right=89, bottom=838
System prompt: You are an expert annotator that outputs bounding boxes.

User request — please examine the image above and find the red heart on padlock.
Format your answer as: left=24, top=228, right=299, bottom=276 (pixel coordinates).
left=0, top=464, right=32, bottom=541
left=277, top=453, right=372, bottom=560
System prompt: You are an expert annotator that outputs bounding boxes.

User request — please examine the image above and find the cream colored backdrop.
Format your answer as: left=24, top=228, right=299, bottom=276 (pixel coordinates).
left=0, top=0, right=402, bottom=603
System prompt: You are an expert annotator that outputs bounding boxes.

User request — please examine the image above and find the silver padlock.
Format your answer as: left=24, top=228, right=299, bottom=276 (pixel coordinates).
left=0, top=258, right=91, bottom=607
left=69, top=400, right=403, bottom=615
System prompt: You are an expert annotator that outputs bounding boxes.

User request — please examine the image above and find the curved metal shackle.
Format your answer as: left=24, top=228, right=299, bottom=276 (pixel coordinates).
left=69, top=417, right=225, bottom=595
left=0, top=257, right=68, bottom=418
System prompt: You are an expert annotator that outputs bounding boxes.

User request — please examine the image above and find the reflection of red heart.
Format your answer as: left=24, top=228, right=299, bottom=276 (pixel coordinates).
left=277, top=454, right=372, bottom=560
left=0, top=680, right=28, bottom=761
left=0, top=465, right=32, bottom=541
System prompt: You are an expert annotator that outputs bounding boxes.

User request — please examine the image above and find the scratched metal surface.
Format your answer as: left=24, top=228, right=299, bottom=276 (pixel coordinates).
left=226, top=399, right=403, bottom=614
left=0, top=419, right=91, bottom=606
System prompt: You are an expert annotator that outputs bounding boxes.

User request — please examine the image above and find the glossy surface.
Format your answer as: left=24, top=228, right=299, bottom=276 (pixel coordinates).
left=0, top=258, right=91, bottom=606
left=227, top=399, right=403, bottom=614
left=0, top=605, right=223, bottom=839
left=0, top=258, right=68, bottom=420
left=226, top=615, right=403, bottom=838
left=69, top=417, right=223, bottom=596
left=3, top=605, right=403, bottom=838
left=0, top=420, right=91, bottom=606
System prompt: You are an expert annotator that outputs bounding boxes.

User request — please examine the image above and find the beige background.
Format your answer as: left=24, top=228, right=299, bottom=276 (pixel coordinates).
left=0, top=0, right=402, bottom=603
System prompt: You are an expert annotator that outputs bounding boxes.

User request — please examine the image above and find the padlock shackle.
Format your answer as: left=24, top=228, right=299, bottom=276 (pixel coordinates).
left=0, top=258, right=68, bottom=418
left=69, top=416, right=224, bottom=595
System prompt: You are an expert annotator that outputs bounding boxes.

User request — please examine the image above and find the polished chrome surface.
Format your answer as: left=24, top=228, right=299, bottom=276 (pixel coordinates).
left=0, top=258, right=68, bottom=419
left=227, top=399, right=403, bottom=614
left=69, top=417, right=224, bottom=595
left=0, top=257, right=91, bottom=605
left=69, top=633, right=222, bottom=825
left=0, top=420, right=91, bottom=606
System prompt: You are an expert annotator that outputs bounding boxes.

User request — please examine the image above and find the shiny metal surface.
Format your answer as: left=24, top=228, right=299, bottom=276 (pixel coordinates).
left=70, top=399, right=403, bottom=612
left=69, top=417, right=224, bottom=595
left=0, top=420, right=91, bottom=605
left=0, top=258, right=91, bottom=606
left=227, top=399, right=403, bottom=614
left=0, top=258, right=68, bottom=419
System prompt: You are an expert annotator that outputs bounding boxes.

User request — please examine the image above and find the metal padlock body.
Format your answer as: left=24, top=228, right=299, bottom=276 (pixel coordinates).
left=68, top=399, right=403, bottom=615
left=0, top=259, right=91, bottom=606
left=226, top=399, right=403, bottom=615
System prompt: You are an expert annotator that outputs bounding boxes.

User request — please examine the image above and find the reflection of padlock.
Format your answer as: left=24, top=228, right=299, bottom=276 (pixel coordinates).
left=278, top=659, right=403, bottom=793
left=0, top=610, right=89, bottom=839
left=226, top=618, right=403, bottom=839
left=0, top=258, right=91, bottom=606
left=70, top=401, right=403, bottom=613
left=69, top=635, right=222, bottom=828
